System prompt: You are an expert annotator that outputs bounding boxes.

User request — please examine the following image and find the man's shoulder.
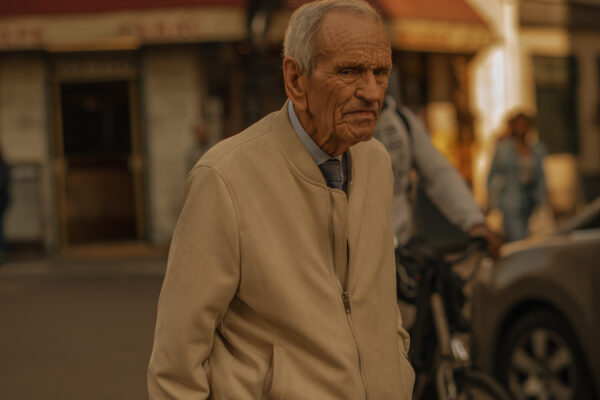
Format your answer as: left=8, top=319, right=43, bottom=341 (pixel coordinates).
left=355, top=137, right=392, bottom=167
left=364, top=136, right=390, bottom=155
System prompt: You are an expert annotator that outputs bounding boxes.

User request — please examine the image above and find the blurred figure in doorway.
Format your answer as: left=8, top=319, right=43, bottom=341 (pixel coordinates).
left=487, top=111, right=547, bottom=242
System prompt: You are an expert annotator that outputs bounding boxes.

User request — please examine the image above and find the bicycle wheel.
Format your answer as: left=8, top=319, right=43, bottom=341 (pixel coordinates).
left=453, top=368, right=512, bottom=400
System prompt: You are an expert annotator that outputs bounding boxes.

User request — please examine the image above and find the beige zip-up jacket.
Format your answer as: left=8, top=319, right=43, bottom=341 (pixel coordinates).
left=148, top=102, right=415, bottom=399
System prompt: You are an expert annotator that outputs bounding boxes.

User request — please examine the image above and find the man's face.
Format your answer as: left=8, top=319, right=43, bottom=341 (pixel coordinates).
left=300, top=12, right=392, bottom=155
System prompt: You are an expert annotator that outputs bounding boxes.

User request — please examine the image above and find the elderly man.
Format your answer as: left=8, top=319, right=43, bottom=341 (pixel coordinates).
left=148, top=1, right=415, bottom=398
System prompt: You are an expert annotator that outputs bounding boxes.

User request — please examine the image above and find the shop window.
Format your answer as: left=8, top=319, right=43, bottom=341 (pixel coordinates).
left=533, top=56, right=579, bottom=155
left=242, top=50, right=286, bottom=126
left=202, top=43, right=285, bottom=140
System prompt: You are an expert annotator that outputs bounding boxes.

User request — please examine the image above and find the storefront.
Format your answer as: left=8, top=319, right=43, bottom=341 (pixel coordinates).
left=518, top=0, right=600, bottom=214
left=50, top=52, right=144, bottom=244
left=0, top=0, right=492, bottom=251
left=0, top=1, right=247, bottom=249
left=382, top=0, right=492, bottom=185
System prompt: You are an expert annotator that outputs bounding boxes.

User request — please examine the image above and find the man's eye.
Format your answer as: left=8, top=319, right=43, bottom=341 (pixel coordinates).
left=339, top=68, right=358, bottom=76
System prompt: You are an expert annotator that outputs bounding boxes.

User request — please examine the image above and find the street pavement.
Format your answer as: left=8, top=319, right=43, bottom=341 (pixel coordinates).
left=0, top=252, right=167, bottom=400
left=0, top=246, right=486, bottom=400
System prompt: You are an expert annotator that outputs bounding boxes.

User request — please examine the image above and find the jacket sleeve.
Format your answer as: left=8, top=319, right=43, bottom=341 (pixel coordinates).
left=148, top=165, right=240, bottom=399
left=403, top=108, right=485, bottom=232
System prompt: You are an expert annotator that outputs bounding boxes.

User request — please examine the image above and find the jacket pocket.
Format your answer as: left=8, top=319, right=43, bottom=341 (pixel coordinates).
left=262, top=344, right=287, bottom=400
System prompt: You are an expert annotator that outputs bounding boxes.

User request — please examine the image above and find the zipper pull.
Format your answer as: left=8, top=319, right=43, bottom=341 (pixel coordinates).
left=342, top=291, right=352, bottom=314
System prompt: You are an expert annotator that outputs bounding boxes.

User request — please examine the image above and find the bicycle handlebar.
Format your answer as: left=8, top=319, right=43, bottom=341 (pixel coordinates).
left=444, top=237, right=489, bottom=266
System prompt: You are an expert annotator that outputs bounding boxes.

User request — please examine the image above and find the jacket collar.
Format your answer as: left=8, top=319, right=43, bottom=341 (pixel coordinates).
left=272, top=100, right=332, bottom=188
left=287, top=101, right=335, bottom=166
left=272, top=101, right=377, bottom=290
left=271, top=100, right=375, bottom=198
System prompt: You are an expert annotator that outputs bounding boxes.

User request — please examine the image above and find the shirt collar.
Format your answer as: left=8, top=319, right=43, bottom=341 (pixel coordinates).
left=287, top=101, right=341, bottom=165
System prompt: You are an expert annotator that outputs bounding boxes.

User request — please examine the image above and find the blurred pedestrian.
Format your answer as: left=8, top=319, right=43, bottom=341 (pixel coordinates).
left=0, top=150, right=10, bottom=262
left=374, top=95, right=502, bottom=258
left=487, top=111, right=547, bottom=242
left=148, top=1, right=414, bottom=399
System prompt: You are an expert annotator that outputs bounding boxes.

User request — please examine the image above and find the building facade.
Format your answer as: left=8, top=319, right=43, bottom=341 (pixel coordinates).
left=0, top=1, right=256, bottom=249
left=469, top=0, right=600, bottom=216
left=2, top=0, right=545, bottom=251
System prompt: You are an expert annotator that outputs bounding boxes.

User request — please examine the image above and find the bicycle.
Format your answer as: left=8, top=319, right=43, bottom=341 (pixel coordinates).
left=396, top=238, right=512, bottom=400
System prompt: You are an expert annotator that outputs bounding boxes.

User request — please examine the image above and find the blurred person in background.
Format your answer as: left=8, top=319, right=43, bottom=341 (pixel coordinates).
left=487, top=111, right=547, bottom=242
left=148, top=1, right=415, bottom=399
left=374, top=95, right=501, bottom=258
left=0, top=149, right=9, bottom=263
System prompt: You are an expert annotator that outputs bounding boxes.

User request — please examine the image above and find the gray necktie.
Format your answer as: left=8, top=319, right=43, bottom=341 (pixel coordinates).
left=319, top=159, right=343, bottom=190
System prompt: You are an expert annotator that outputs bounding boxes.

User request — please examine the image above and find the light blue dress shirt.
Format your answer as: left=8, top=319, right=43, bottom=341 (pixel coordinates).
left=287, top=101, right=347, bottom=186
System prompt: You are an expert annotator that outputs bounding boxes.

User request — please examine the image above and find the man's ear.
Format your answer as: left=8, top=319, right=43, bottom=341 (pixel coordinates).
left=282, top=57, right=307, bottom=110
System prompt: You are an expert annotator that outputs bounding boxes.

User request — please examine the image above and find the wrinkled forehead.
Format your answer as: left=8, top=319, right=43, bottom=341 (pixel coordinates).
left=315, top=11, right=391, bottom=65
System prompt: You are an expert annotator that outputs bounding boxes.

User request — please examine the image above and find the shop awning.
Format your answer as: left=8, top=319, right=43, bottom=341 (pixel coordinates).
left=0, top=3, right=248, bottom=51
left=0, top=0, right=493, bottom=53
left=378, top=0, right=494, bottom=53
left=286, top=0, right=494, bottom=54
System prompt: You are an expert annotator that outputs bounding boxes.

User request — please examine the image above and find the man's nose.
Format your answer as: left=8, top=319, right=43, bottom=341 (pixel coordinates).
left=355, top=72, right=380, bottom=103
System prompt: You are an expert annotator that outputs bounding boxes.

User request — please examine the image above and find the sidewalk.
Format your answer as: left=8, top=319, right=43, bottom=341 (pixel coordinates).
left=0, top=242, right=168, bottom=279
left=0, top=243, right=168, bottom=400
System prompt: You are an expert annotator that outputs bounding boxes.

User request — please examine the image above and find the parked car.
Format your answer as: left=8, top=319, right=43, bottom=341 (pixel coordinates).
left=471, top=197, right=600, bottom=400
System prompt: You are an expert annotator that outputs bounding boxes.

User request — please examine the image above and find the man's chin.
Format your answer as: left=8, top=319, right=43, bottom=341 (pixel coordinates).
left=333, top=123, right=375, bottom=150
left=345, top=131, right=374, bottom=147
left=353, top=126, right=375, bottom=140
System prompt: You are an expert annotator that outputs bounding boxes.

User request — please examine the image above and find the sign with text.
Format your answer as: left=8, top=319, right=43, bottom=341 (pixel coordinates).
left=0, top=8, right=245, bottom=51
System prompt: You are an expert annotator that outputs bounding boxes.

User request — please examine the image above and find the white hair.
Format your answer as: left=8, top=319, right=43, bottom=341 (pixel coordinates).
left=283, top=0, right=383, bottom=76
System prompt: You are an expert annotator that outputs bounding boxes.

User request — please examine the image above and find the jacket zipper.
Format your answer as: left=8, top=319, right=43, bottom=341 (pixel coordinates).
left=341, top=288, right=369, bottom=400
left=328, top=188, right=369, bottom=399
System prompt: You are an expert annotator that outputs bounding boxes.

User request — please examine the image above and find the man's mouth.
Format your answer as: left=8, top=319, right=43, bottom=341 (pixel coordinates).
left=344, top=110, right=376, bottom=118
